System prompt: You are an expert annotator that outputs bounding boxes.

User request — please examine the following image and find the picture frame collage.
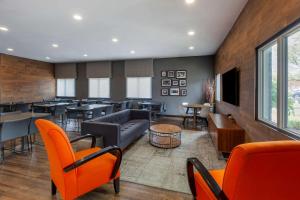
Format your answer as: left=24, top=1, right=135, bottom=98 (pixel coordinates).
left=161, top=70, right=187, bottom=96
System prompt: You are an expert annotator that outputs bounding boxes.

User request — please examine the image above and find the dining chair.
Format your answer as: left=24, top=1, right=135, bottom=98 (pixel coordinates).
left=187, top=141, right=300, bottom=200
left=35, top=119, right=122, bottom=200
left=65, top=108, right=83, bottom=132
left=15, top=103, right=29, bottom=112
left=104, top=105, right=114, bottom=115
left=52, top=105, right=66, bottom=124
left=197, top=105, right=210, bottom=128
left=0, top=118, right=32, bottom=160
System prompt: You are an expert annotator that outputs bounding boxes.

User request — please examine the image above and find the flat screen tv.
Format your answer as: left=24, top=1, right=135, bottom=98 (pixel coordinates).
left=222, top=68, right=240, bottom=106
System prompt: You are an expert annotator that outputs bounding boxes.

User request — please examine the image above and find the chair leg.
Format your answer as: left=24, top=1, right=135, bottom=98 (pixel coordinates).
left=51, top=180, right=57, bottom=195
left=113, top=177, right=120, bottom=194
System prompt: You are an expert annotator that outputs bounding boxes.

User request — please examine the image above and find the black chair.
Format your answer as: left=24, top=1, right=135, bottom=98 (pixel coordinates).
left=31, top=103, right=46, bottom=113
left=0, top=118, right=32, bottom=160
left=15, top=103, right=29, bottom=112
left=28, top=115, right=51, bottom=150
left=52, top=105, right=66, bottom=124
left=126, top=101, right=133, bottom=109
left=104, top=105, right=114, bottom=115
left=120, top=102, right=127, bottom=111
left=65, top=108, right=83, bottom=132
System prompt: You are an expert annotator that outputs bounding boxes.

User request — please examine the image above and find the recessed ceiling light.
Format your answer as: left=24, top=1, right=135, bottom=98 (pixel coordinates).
left=0, top=26, right=8, bottom=32
left=185, top=0, right=195, bottom=4
left=45, top=56, right=50, bottom=60
left=189, top=46, right=195, bottom=50
left=83, top=54, right=88, bottom=57
left=52, top=44, right=59, bottom=48
left=112, top=38, right=119, bottom=43
left=130, top=50, right=135, bottom=54
left=188, top=31, right=195, bottom=36
left=7, top=48, right=13, bottom=52
left=73, top=14, right=83, bottom=21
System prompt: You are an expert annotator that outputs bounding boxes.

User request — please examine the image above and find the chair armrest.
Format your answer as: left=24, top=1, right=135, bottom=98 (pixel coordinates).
left=64, top=146, right=122, bottom=179
left=130, top=109, right=150, bottom=120
left=187, top=158, right=228, bottom=200
left=70, top=134, right=96, bottom=148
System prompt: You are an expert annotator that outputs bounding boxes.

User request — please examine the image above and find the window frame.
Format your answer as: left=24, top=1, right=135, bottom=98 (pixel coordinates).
left=56, top=78, right=76, bottom=97
left=88, top=78, right=111, bottom=99
left=256, top=18, right=300, bottom=139
left=126, top=77, right=152, bottom=99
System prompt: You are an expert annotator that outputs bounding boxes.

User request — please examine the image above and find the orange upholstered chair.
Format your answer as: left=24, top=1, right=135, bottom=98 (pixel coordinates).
left=35, top=119, right=122, bottom=200
left=187, top=141, right=300, bottom=200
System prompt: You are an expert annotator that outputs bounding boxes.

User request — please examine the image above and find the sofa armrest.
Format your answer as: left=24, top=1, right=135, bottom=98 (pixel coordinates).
left=81, top=121, right=121, bottom=147
left=130, top=109, right=151, bottom=120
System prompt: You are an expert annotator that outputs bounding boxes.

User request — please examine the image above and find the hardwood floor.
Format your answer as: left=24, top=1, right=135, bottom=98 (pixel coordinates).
left=0, top=118, right=193, bottom=200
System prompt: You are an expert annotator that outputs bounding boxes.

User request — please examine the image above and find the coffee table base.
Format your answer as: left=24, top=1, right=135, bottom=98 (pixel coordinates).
left=149, top=130, right=181, bottom=149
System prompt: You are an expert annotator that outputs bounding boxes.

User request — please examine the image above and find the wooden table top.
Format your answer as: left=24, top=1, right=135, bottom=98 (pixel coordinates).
left=150, top=124, right=182, bottom=134
left=33, top=102, right=70, bottom=107
left=0, top=112, right=50, bottom=123
left=182, top=103, right=208, bottom=109
left=208, top=113, right=243, bottom=130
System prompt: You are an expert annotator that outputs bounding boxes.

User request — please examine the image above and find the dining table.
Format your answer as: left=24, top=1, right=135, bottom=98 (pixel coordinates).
left=32, top=102, right=71, bottom=112
left=182, top=103, right=207, bottom=128
left=0, top=112, right=51, bottom=123
left=66, top=104, right=111, bottom=114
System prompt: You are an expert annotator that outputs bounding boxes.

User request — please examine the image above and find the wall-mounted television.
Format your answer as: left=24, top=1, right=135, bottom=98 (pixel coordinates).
left=222, top=67, right=240, bottom=106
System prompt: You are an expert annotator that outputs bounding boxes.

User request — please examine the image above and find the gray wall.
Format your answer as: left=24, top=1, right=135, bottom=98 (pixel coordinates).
left=152, top=56, right=214, bottom=115
left=76, top=63, right=88, bottom=99
left=74, top=56, right=214, bottom=115
left=111, top=61, right=126, bottom=101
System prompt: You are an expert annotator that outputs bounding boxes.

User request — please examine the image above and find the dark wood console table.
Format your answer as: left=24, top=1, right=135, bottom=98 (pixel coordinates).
left=208, top=113, right=245, bottom=157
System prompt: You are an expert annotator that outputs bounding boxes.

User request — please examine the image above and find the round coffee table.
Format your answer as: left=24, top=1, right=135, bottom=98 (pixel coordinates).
left=149, top=124, right=182, bottom=148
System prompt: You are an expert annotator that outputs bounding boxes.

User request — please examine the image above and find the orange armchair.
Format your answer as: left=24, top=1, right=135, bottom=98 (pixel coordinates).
left=35, top=119, right=122, bottom=200
left=187, top=141, right=300, bottom=200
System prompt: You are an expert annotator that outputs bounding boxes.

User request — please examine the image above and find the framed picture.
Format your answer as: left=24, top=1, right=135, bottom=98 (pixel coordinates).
left=179, top=79, right=187, bottom=87
left=176, top=70, right=187, bottom=79
left=161, top=79, right=172, bottom=87
left=172, top=80, right=179, bottom=86
left=161, top=71, right=167, bottom=77
left=170, top=88, right=180, bottom=96
left=167, top=71, right=175, bottom=78
left=181, top=89, right=187, bottom=96
left=161, top=88, right=168, bottom=96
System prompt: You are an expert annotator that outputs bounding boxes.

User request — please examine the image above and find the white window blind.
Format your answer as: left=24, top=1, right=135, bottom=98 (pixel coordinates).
left=126, top=77, right=152, bottom=98
left=89, top=78, right=110, bottom=98
left=56, top=79, right=75, bottom=97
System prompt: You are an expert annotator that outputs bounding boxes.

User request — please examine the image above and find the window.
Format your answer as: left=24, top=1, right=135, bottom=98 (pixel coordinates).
left=89, top=78, right=110, bottom=98
left=257, top=23, right=300, bottom=137
left=216, top=74, right=221, bottom=102
left=56, top=79, right=75, bottom=97
left=126, top=77, right=152, bottom=98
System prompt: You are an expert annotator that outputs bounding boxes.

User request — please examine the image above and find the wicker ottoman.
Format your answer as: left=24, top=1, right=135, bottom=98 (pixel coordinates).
left=149, top=124, right=181, bottom=148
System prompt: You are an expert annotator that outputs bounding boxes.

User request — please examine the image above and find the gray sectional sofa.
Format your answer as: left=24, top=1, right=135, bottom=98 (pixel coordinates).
left=81, top=109, right=150, bottom=149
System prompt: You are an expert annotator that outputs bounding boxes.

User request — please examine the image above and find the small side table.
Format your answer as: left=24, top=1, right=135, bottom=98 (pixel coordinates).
left=149, top=124, right=182, bottom=148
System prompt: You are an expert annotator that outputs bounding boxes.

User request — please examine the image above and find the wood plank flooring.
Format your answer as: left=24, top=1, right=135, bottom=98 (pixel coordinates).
left=0, top=117, right=193, bottom=200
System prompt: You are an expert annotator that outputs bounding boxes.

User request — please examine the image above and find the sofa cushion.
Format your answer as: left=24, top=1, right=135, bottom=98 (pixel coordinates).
left=120, top=119, right=149, bottom=143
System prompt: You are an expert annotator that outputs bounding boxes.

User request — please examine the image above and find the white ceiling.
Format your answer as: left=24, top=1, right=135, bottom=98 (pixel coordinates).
left=0, top=0, right=247, bottom=63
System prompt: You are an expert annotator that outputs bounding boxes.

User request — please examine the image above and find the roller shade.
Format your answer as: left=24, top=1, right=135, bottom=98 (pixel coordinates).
left=125, top=59, right=154, bottom=77
left=55, top=63, right=77, bottom=78
left=86, top=61, right=112, bottom=78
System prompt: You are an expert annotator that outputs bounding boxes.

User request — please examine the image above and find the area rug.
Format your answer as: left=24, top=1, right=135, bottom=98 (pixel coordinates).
left=120, top=130, right=226, bottom=194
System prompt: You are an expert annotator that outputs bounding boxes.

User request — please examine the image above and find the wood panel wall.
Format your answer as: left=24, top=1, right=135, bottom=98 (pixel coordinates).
left=0, top=54, right=55, bottom=103
left=215, top=0, right=300, bottom=142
